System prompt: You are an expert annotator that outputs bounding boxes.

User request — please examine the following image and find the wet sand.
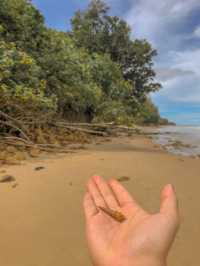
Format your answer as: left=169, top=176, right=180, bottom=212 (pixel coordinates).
left=0, top=135, right=199, bottom=266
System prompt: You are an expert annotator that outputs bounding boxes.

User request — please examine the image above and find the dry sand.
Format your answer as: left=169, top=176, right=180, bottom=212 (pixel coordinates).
left=0, top=135, right=199, bottom=266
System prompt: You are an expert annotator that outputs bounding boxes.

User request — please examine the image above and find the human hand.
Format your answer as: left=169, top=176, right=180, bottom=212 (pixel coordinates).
left=83, top=176, right=180, bottom=266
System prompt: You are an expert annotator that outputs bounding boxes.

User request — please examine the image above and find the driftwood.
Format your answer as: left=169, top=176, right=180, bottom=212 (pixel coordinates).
left=55, top=122, right=111, bottom=128
left=0, top=111, right=23, bottom=127
left=53, top=123, right=108, bottom=136
left=2, top=136, right=34, bottom=145
left=0, top=109, right=139, bottom=159
left=0, top=110, right=29, bottom=132
left=54, top=122, right=140, bottom=134
left=0, top=120, right=31, bottom=141
left=0, top=138, right=71, bottom=153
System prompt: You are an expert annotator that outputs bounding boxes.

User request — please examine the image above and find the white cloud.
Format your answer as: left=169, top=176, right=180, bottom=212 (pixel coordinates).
left=170, top=49, right=200, bottom=74
left=169, top=0, right=200, bottom=16
left=125, top=0, right=200, bottom=47
left=152, top=71, right=200, bottom=103
left=156, top=68, right=194, bottom=82
left=193, top=25, right=200, bottom=38
left=152, top=48, right=200, bottom=103
left=119, top=0, right=200, bottom=105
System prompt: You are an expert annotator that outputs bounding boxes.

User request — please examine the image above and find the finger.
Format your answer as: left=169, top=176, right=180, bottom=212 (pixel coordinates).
left=109, top=179, right=140, bottom=210
left=93, top=175, right=120, bottom=209
left=83, top=192, right=98, bottom=220
left=160, top=184, right=179, bottom=223
left=87, top=177, right=106, bottom=208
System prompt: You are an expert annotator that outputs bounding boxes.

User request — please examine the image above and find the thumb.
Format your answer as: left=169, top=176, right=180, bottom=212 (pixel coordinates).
left=160, top=184, right=179, bottom=221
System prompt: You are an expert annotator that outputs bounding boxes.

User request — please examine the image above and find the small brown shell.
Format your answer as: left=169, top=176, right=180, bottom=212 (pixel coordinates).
left=98, top=206, right=126, bottom=223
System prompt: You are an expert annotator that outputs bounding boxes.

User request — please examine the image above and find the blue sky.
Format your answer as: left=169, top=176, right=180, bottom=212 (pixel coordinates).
left=31, top=0, right=200, bottom=125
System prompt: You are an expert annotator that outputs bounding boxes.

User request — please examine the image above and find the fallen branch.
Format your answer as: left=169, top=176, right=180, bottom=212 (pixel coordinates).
left=0, top=110, right=22, bottom=125
left=1, top=136, right=34, bottom=144
left=55, top=122, right=139, bottom=133
left=54, top=124, right=107, bottom=136
left=0, top=139, right=71, bottom=153
left=0, top=120, right=31, bottom=141
left=0, top=110, right=29, bottom=132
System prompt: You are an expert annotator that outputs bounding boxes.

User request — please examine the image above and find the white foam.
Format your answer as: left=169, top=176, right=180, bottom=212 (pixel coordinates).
left=153, top=126, right=200, bottom=156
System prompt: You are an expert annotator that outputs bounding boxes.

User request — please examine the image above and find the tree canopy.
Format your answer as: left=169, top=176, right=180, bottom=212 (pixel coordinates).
left=71, top=0, right=161, bottom=103
left=0, top=0, right=164, bottom=125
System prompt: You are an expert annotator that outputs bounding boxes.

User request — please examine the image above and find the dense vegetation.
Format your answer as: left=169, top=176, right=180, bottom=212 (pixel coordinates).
left=0, top=0, right=164, bottom=127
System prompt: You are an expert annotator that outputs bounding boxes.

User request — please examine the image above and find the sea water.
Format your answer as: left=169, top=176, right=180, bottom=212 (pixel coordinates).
left=152, top=126, right=200, bottom=156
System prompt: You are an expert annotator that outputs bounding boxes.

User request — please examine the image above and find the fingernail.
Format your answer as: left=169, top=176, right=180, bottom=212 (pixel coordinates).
left=165, top=184, right=174, bottom=195
left=92, top=175, right=101, bottom=181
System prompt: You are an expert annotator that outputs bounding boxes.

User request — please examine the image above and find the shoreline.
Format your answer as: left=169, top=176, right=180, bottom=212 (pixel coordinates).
left=0, top=134, right=199, bottom=266
left=1, top=124, right=199, bottom=169
left=143, top=125, right=200, bottom=158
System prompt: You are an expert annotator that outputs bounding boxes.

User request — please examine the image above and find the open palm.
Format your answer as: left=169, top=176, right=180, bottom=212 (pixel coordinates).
left=83, top=176, right=179, bottom=266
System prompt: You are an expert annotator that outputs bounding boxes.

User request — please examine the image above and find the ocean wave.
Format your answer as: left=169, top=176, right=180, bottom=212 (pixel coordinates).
left=152, top=126, right=200, bottom=156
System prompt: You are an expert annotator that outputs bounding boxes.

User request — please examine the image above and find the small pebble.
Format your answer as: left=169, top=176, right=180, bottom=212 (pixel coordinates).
left=0, top=175, right=16, bottom=183
left=117, top=176, right=131, bottom=182
left=0, top=170, right=6, bottom=174
left=35, top=166, right=45, bottom=171
left=12, top=183, right=19, bottom=188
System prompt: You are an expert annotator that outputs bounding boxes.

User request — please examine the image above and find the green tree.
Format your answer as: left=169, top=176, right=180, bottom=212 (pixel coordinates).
left=0, top=0, right=163, bottom=126
left=89, top=53, right=139, bottom=122
left=71, top=0, right=109, bottom=54
left=137, top=98, right=161, bottom=124
left=0, top=39, right=56, bottom=119
left=37, top=29, right=103, bottom=121
left=0, top=0, right=45, bottom=55
left=71, top=0, right=161, bottom=102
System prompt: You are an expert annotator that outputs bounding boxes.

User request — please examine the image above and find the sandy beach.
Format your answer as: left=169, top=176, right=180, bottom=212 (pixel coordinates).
left=0, top=135, right=199, bottom=266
